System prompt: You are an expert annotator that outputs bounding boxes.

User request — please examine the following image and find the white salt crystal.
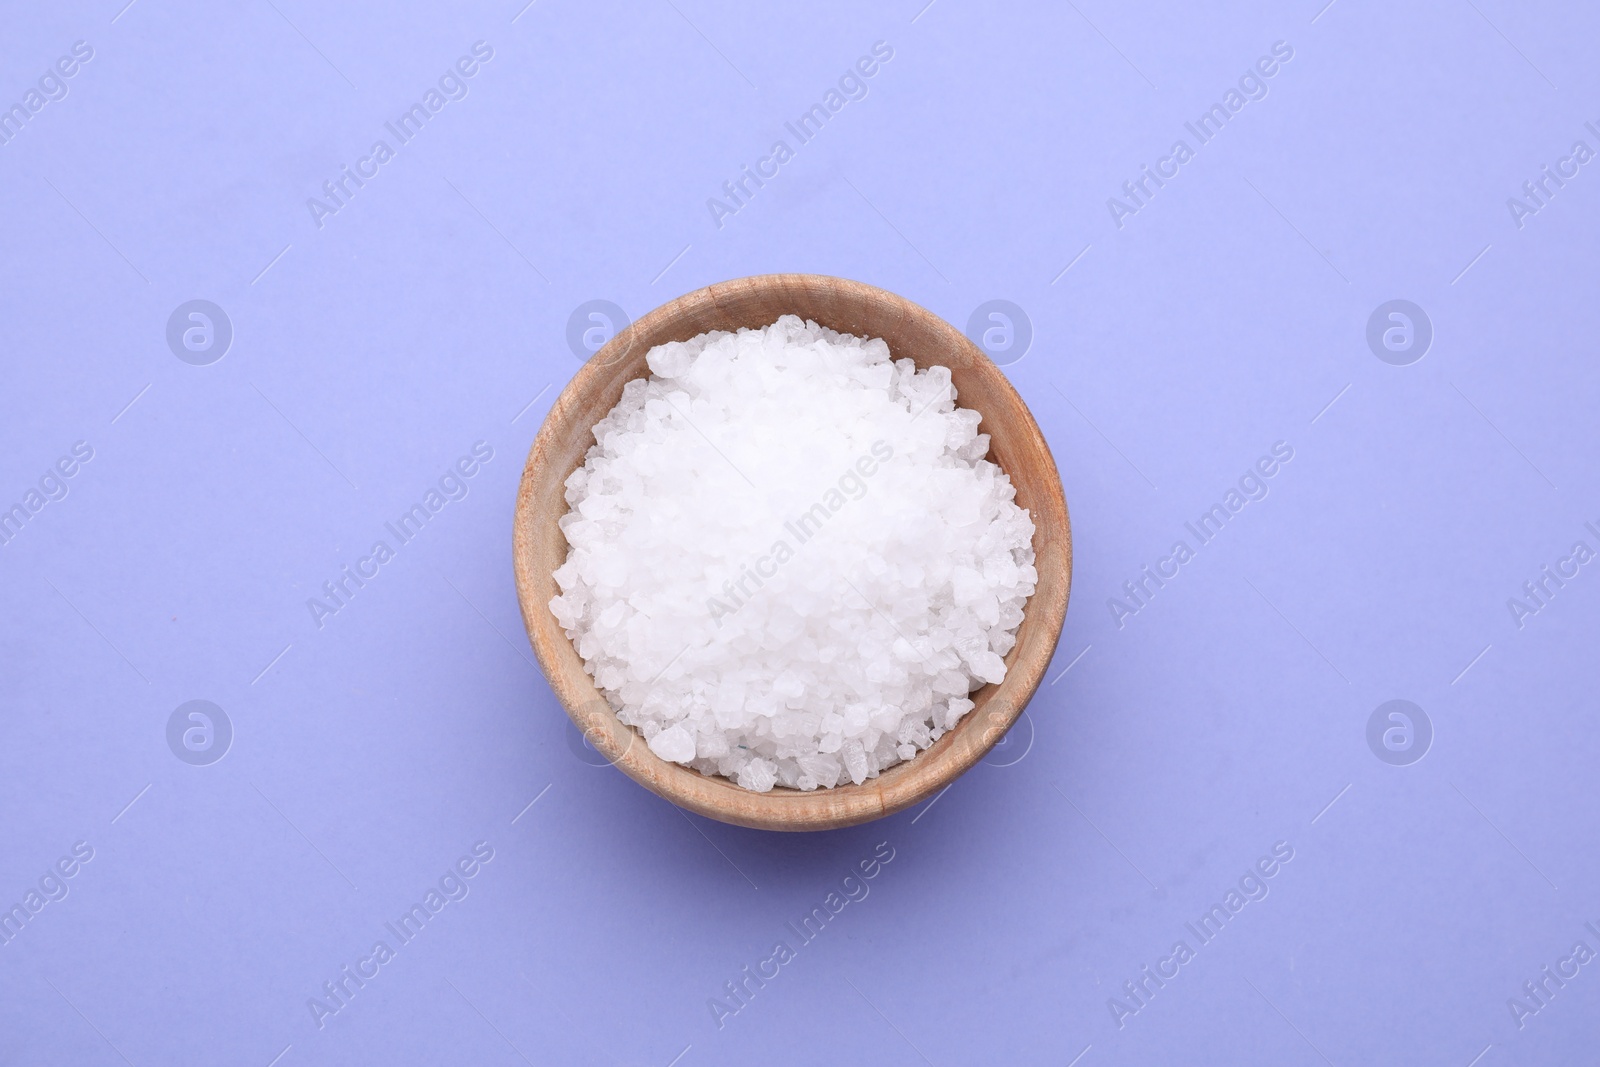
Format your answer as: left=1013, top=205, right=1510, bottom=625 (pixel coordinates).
left=649, top=723, right=696, bottom=763
left=739, top=758, right=777, bottom=792
left=548, top=316, right=1036, bottom=793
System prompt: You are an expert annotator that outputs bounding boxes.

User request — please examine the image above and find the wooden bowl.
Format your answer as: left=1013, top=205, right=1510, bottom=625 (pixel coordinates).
left=513, top=275, right=1071, bottom=831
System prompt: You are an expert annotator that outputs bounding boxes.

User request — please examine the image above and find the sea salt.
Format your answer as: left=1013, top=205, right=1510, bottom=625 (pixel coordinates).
left=549, top=315, right=1036, bottom=792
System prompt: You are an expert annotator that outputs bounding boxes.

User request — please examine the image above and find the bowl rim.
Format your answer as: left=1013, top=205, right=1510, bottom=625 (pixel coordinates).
left=513, top=273, right=1071, bottom=831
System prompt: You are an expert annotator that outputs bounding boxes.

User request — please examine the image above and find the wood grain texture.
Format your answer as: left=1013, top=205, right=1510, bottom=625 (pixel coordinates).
left=513, top=274, right=1072, bottom=831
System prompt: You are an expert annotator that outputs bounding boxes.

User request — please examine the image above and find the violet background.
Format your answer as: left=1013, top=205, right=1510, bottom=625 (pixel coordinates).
left=2, top=1, right=1598, bottom=1064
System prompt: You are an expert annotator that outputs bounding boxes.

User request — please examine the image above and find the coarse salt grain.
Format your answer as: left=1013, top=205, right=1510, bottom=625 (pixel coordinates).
left=549, top=315, right=1036, bottom=792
